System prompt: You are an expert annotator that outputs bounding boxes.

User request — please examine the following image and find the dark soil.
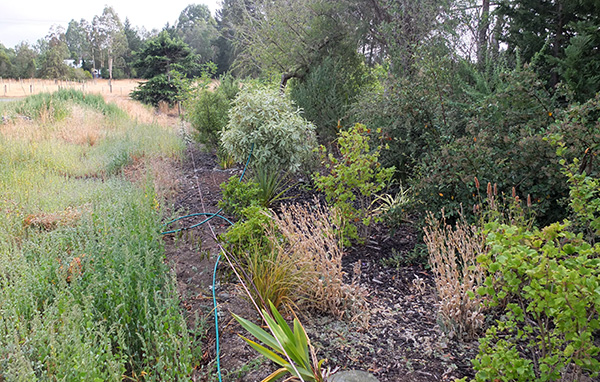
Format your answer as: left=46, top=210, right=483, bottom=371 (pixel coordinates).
left=163, top=142, right=480, bottom=382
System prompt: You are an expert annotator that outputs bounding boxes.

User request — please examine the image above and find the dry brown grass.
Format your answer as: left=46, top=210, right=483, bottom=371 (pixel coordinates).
left=269, top=200, right=368, bottom=323
left=424, top=211, right=487, bottom=339
left=1, top=105, right=106, bottom=144
left=23, top=206, right=87, bottom=231
left=123, top=156, right=182, bottom=202
left=0, top=79, right=141, bottom=99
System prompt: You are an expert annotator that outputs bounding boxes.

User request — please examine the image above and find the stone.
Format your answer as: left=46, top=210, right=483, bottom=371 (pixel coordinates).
left=328, top=370, right=380, bottom=382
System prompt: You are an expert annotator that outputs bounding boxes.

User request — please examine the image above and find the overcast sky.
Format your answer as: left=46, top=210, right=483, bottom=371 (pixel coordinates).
left=0, top=1, right=221, bottom=49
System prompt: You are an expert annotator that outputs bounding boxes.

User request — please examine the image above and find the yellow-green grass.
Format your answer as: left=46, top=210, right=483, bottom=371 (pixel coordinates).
left=0, top=91, right=192, bottom=381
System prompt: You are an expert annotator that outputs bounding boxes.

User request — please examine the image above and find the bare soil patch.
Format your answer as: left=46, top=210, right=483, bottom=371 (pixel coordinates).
left=163, top=141, right=480, bottom=382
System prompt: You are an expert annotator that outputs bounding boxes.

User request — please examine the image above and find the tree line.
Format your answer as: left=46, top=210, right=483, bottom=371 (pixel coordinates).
left=0, top=4, right=223, bottom=81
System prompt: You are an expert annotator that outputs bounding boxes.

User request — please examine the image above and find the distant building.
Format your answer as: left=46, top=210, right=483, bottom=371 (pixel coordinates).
left=63, top=59, right=82, bottom=69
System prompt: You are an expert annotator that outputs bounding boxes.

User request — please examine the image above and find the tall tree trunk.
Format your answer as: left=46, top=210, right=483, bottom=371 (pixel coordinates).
left=550, top=1, right=564, bottom=88
left=477, top=0, right=490, bottom=70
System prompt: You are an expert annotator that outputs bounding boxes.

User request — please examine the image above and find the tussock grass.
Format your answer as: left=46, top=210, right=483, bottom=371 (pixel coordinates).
left=270, top=201, right=368, bottom=322
left=0, top=90, right=192, bottom=380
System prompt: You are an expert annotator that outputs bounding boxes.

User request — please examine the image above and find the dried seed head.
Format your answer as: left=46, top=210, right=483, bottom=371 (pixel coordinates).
left=474, top=176, right=480, bottom=190
left=493, top=183, right=497, bottom=196
left=512, top=187, right=516, bottom=198
left=487, top=182, right=492, bottom=197
left=527, top=194, right=531, bottom=207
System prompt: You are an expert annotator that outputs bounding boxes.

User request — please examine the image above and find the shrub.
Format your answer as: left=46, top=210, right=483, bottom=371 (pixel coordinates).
left=412, top=68, right=565, bottom=225
left=220, top=206, right=296, bottom=310
left=475, top=220, right=600, bottom=381
left=218, top=176, right=262, bottom=218
left=187, top=89, right=230, bottom=150
left=314, top=123, right=395, bottom=246
left=472, top=148, right=600, bottom=382
left=221, top=87, right=317, bottom=174
left=187, top=73, right=240, bottom=151
left=289, top=54, right=373, bottom=141
left=351, top=52, right=473, bottom=183
left=131, top=70, right=191, bottom=107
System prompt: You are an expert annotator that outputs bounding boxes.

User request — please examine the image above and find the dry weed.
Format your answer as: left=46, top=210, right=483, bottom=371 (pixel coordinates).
left=424, top=211, right=487, bottom=339
left=111, top=98, right=171, bottom=127
left=269, top=200, right=369, bottom=323
left=0, top=105, right=104, bottom=144
left=23, top=206, right=87, bottom=231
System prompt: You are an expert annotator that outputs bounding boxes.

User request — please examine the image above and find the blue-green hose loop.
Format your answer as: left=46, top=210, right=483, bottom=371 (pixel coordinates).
left=160, top=211, right=232, bottom=235
left=213, top=254, right=222, bottom=382
left=160, top=143, right=254, bottom=382
left=160, top=143, right=254, bottom=235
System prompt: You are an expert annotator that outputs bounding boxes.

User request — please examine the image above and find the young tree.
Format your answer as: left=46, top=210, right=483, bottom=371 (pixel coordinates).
left=132, top=31, right=196, bottom=79
left=130, top=31, right=197, bottom=106
left=13, top=43, right=37, bottom=78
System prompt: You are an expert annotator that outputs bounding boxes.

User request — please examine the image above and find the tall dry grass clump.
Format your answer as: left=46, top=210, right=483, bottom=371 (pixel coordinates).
left=424, top=211, right=487, bottom=339
left=269, top=200, right=368, bottom=322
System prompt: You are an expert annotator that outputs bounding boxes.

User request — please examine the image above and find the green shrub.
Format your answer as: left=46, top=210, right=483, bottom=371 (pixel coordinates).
left=187, top=73, right=240, bottom=151
left=289, top=54, right=373, bottom=141
left=412, top=68, right=565, bottom=225
left=218, top=176, right=262, bottom=218
left=221, top=206, right=273, bottom=257
left=131, top=71, right=191, bottom=107
left=313, top=123, right=395, bottom=246
left=475, top=220, right=600, bottom=381
left=472, top=145, right=600, bottom=381
left=187, top=89, right=230, bottom=150
left=221, top=87, right=317, bottom=174
left=220, top=206, right=294, bottom=309
left=351, top=52, right=473, bottom=183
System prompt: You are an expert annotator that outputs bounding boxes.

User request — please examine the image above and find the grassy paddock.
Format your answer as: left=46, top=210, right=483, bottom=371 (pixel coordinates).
left=0, top=90, right=191, bottom=381
left=0, top=79, right=141, bottom=99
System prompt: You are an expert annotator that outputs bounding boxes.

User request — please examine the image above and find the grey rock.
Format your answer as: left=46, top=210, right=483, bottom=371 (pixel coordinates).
left=328, top=370, right=379, bottom=382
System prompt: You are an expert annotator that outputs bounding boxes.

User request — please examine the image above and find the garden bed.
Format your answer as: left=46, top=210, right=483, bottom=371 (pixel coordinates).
left=164, top=143, right=480, bottom=381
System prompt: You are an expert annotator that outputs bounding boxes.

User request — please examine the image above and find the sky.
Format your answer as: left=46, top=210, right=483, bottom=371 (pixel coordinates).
left=0, top=1, right=221, bottom=49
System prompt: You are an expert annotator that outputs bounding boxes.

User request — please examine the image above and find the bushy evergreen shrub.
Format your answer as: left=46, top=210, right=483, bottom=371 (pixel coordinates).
left=289, top=54, right=372, bottom=141
left=221, top=87, right=317, bottom=174
left=187, top=73, right=240, bottom=151
left=412, top=68, right=566, bottom=225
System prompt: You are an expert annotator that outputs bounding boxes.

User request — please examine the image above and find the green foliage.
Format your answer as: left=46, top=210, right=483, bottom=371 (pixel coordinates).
left=314, top=123, right=395, bottom=246
left=1, top=89, right=126, bottom=123
left=232, top=301, right=326, bottom=382
left=132, top=31, right=197, bottom=79
left=473, top=140, right=600, bottom=381
left=187, top=73, right=240, bottom=151
left=221, top=87, right=317, bottom=174
left=218, top=176, right=262, bottom=218
left=131, top=70, right=191, bottom=107
left=253, top=167, right=293, bottom=209
left=351, top=50, right=472, bottom=183
left=221, top=206, right=296, bottom=309
left=0, top=99, right=192, bottom=380
left=187, top=88, right=230, bottom=149
left=221, top=205, right=272, bottom=256
left=412, top=68, right=565, bottom=225
left=290, top=54, right=373, bottom=141
left=475, top=220, right=600, bottom=381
